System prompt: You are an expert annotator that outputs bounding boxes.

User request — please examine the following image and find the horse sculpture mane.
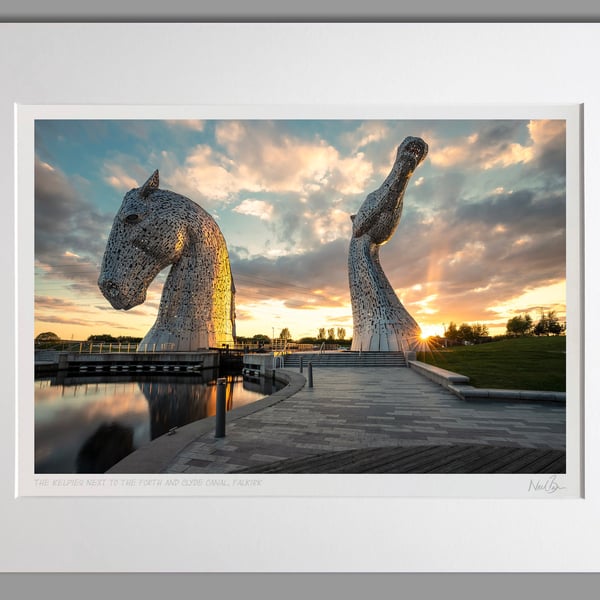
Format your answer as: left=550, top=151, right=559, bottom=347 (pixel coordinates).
left=349, top=137, right=428, bottom=352
left=98, top=170, right=236, bottom=352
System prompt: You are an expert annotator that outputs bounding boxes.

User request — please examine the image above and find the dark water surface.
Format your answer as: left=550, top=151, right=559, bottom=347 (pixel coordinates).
left=35, top=371, right=281, bottom=474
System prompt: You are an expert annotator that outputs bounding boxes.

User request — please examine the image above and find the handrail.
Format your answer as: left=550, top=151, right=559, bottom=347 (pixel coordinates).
left=35, top=341, right=138, bottom=354
left=399, top=337, right=415, bottom=365
left=399, top=338, right=409, bottom=354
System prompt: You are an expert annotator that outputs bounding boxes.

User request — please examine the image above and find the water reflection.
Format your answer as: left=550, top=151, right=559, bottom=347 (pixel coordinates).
left=35, top=371, right=281, bottom=474
left=76, top=422, right=134, bottom=474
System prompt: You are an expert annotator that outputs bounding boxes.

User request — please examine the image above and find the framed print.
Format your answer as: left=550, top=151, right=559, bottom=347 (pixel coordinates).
left=2, top=22, right=599, bottom=573
left=17, top=104, right=581, bottom=502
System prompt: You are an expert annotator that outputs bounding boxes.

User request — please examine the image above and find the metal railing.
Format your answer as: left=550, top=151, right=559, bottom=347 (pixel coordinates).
left=82, top=342, right=138, bottom=354
left=34, top=340, right=280, bottom=355
left=399, top=337, right=416, bottom=364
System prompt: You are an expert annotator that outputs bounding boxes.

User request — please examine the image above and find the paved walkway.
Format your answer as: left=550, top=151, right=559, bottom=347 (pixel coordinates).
left=163, top=367, right=566, bottom=474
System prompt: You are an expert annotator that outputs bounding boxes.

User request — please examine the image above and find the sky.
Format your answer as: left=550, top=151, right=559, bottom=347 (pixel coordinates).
left=34, top=118, right=567, bottom=341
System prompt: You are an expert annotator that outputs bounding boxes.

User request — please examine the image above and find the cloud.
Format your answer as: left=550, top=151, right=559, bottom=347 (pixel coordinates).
left=214, top=120, right=245, bottom=146
left=528, top=120, right=565, bottom=147
left=308, top=207, right=352, bottom=244
left=427, top=120, right=566, bottom=181
left=35, top=313, right=132, bottom=330
left=376, top=185, right=566, bottom=325
left=167, top=121, right=376, bottom=253
left=429, top=140, right=473, bottom=169
left=35, top=157, right=111, bottom=266
left=233, top=199, right=274, bottom=221
left=230, top=238, right=350, bottom=309
left=165, top=119, right=205, bottom=131
left=213, top=121, right=374, bottom=195
left=429, top=121, right=532, bottom=170
left=526, top=119, right=566, bottom=177
left=166, top=144, right=261, bottom=205
left=36, top=295, right=93, bottom=310
left=103, top=154, right=160, bottom=193
left=282, top=299, right=320, bottom=310
left=344, top=121, right=390, bottom=152
left=480, top=143, right=534, bottom=170
left=452, top=189, right=565, bottom=236
left=35, top=253, right=103, bottom=297
left=104, top=167, right=139, bottom=191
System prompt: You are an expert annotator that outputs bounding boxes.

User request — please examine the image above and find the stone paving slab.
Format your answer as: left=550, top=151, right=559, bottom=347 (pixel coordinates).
left=163, top=367, right=566, bottom=474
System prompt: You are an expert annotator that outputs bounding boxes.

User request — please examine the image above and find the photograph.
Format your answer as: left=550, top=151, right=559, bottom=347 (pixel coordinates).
left=31, top=114, right=574, bottom=487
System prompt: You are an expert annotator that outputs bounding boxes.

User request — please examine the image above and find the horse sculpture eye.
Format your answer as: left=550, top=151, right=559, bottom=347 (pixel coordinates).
left=125, top=214, right=140, bottom=224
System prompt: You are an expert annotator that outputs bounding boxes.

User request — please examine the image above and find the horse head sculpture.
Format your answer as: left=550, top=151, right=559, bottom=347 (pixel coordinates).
left=98, top=170, right=236, bottom=351
left=348, top=137, right=428, bottom=352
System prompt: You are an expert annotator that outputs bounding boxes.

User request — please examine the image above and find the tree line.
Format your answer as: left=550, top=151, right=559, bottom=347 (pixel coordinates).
left=443, top=322, right=490, bottom=345
left=505, top=310, right=564, bottom=337
left=235, top=327, right=349, bottom=346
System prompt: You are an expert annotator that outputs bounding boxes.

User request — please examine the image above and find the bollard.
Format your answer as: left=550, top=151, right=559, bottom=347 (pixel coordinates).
left=215, top=377, right=227, bottom=437
left=308, top=361, right=313, bottom=388
left=299, top=356, right=303, bottom=373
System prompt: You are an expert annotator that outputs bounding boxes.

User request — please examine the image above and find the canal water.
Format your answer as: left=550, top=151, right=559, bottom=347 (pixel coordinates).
left=35, top=371, right=282, bottom=474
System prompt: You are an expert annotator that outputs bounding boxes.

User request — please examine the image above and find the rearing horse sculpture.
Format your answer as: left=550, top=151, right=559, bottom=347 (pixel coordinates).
left=98, top=170, right=236, bottom=352
left=349, top=137, right=428, bottom=352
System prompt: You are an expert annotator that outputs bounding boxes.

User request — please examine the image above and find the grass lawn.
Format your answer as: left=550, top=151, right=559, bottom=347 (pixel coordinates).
left=416, top=336, right=566, bottom=392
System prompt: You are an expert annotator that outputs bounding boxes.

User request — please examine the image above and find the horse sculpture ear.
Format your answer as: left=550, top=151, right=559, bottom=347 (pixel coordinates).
left=140, top=170, right=160, bottom=198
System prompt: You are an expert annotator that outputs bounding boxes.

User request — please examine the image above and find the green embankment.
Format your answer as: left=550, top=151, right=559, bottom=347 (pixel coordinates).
left=416, top=336, right=566, bottom=392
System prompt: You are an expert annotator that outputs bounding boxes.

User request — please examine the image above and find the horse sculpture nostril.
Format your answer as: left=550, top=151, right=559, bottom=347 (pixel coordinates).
left=100, top=279, right=120, bottom=298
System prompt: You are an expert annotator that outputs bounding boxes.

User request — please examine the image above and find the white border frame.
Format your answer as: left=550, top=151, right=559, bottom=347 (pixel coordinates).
left=16, top=103, right=581, bottom=501
left=1, top=22, right=597, bottom=572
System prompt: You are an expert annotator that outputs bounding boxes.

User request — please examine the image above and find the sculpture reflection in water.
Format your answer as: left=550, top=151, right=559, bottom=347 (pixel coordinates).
left=76, top=422, right=134, bottom=474
left=70, top=372, right=218, bottom=473
left=138, top=373, right=279, bottom=439
left=98, top=170, right=236, bottom=352
left=48, top=373, right=281, bottom=474
left=349, top=137, right=429, bottom=352
left=139, top=373, right=230, bottom=439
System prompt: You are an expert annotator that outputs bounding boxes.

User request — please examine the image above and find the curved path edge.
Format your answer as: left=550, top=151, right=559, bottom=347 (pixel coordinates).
left=107, top=369, right=306, bottom=474
left=408, top=360, right=566, bottom=403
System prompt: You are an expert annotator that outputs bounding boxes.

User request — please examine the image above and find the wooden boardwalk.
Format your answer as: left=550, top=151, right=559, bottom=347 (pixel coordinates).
left=234, top=444, right=566, bottom=474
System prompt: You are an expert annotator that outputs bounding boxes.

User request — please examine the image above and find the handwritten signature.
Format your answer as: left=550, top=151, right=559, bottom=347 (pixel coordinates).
left=528, top=475, right=566, bottom=494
